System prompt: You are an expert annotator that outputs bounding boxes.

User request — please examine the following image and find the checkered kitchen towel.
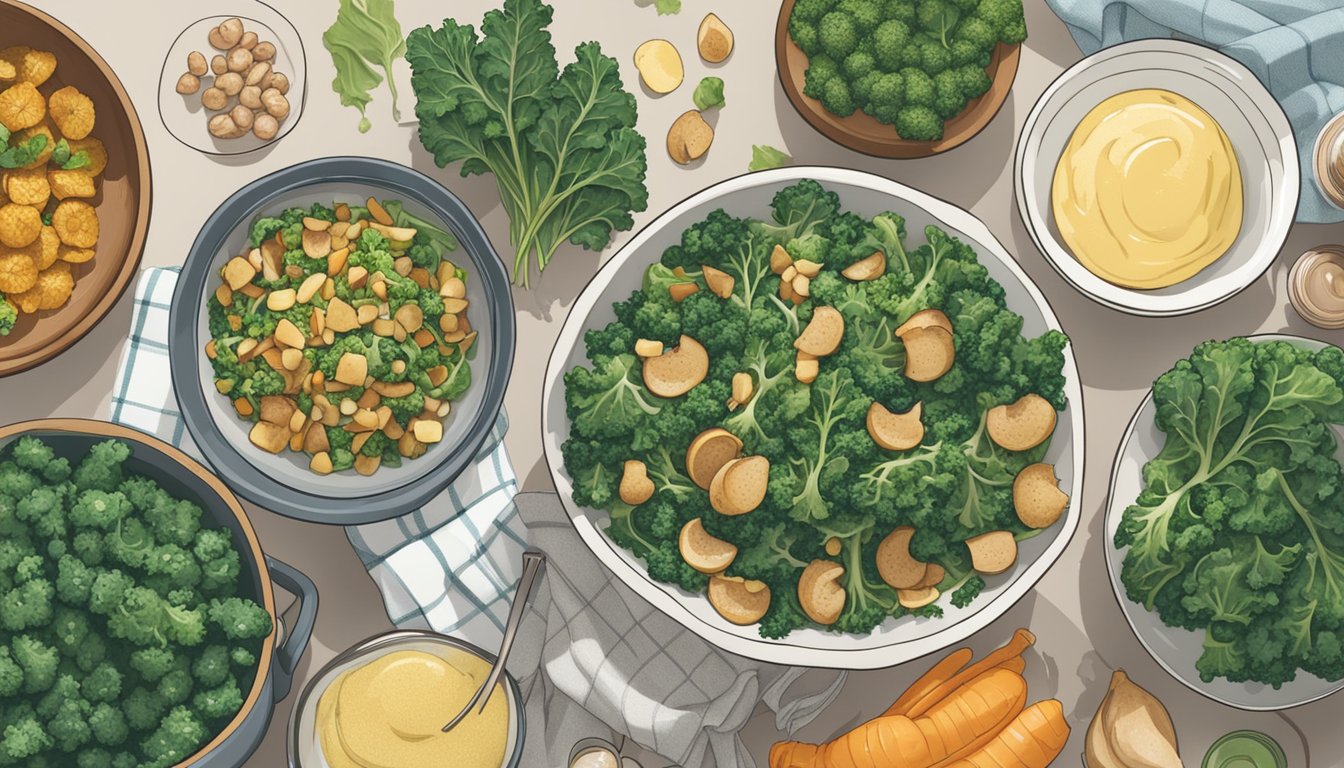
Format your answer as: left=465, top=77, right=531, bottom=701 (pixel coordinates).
left=111, top=267, right=847, bottom=767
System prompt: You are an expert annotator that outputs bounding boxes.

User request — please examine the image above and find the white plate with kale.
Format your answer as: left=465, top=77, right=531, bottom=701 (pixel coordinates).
left=1107, top=334, right=1344, bottom=709
left=541, top=167, right=1084, bottom=667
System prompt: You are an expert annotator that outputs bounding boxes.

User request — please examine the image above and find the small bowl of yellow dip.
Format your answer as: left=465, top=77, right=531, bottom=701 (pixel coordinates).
left=289, top=630, right=525, bottom=768
left=1016, top=40, right=1298, bottom=316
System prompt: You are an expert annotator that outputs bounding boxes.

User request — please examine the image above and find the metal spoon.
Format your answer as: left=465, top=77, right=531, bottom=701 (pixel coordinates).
left=442, top=549, right=546, bottom=732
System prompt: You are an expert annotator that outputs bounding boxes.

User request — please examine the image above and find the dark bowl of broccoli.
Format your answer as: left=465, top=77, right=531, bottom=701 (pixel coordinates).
left=0, top=418, right=319, bottom=767
left=776, top=0, right=1023, bottom=158
left=170, top=156, right=516, bottom=524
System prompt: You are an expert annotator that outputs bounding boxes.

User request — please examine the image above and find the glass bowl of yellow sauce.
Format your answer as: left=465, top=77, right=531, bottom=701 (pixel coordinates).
left=1016, top=40, right=1298, bottom=317
left=289, top=630, right=525, bottom=768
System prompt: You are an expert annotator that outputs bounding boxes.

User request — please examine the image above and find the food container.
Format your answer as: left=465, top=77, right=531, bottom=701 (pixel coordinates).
left=288, top=630, right=525, bottom=768
left=1313, top=111, right=1344, bottom=210
left=1203, top=731, right=1288, bottom=768
left=169, top=156, right=516, bottom=524
left=0, top=418, right=318, bottom=767
left=0, top=0, right=151, bottom=376
left=541, top=166, right=1085, bottom=669
left=1287, top=245, right=1344, bottom=329
left=1016, top=40, right=1298, bottom=317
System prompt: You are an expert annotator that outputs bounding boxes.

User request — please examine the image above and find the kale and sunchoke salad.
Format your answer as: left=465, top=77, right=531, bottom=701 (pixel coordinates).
left=1117, top=338, right=1344, bottom=688
left=206, top=196, right=473, bottom=477
left=0, top=436, right=272, bottom=767
left=562, top=181, right=1071, bottom=638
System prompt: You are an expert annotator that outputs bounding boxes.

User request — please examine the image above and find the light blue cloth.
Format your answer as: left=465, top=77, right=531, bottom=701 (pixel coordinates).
left=1045, top=0, right=1344, bottom=223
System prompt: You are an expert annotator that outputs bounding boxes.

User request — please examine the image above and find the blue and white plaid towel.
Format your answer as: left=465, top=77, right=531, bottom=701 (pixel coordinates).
left=111, top=267, right=847, bottom=768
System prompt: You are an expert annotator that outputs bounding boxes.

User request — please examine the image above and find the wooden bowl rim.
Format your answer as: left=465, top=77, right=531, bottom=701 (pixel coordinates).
left=774, top=0, right=1021, bottom=159
left=0, top=0, right=151, bottom=377
left=0, top=418, right=277, bottom=765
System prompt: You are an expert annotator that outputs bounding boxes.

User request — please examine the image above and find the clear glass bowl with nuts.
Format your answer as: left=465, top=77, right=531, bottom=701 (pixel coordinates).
left=157, top=6, right=305, bottom=154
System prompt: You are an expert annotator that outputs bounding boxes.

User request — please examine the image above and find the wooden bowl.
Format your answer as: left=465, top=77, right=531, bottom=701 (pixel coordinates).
left=775, top=0, right=1020, bottom=159
left=0, top=0, right=151, bottom=377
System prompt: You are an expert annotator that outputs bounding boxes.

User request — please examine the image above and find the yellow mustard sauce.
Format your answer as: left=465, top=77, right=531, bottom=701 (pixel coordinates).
left=317, top=648, right=509, bottom=768
left=1051, top=88, right=1243, bottom=289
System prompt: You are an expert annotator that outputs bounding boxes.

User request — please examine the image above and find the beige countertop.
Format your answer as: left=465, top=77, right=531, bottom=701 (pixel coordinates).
left=3, top=0, right=1337, bottom=764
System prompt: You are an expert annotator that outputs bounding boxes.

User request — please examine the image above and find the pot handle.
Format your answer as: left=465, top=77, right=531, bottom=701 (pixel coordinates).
left=266, top=556, right=319, bottom=702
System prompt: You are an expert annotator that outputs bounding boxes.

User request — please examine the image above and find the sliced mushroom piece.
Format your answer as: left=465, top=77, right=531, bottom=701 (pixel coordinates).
left=798, top=559, right=845, bottom=625
left=841, top=251, right=886, bottom=281
left=708, top=455, right=769, bottom=516
left=770, top=244, right=793, bottom=275
left=707, top=575, right=771, bottom=626
left=678, top=518, right=738, bottom=574
left=303, top=422, right=331, bottom=454
left=619, top=459, right=655, bottom=505
left=702, top=265, right=734, bottom=299
left=794, top=306, right=844, bottom=357
left=966, top=530, right=1018, bottom=575
left=302, top=228, right=331, bottom=259
left=248, top=422, right=289, bottom=454
left=918, top=563, right=946, bottom=589
left=642, top=335, right=709, bottom=398
left=685, top=427, right=743, bottom=489
left=987, top=394, right=1057, bottom=452
left=795, top=351, right=819, bottom=384
left=898, top=586, right=941, bottom=610
left=325, top=297, right=360, bottom=333
left=901, top=326, right=955, bottom=382
left=867, top=401, right=924, bottom=451
left=258, top=395, right=296, bottom=426
left=222, top=257, right=256, bottom=290
left=1013, top=463, right=1069, bottom=529
left=876, top=526, right=927, bottom=589
left=895, top=308, right=953, bottom=338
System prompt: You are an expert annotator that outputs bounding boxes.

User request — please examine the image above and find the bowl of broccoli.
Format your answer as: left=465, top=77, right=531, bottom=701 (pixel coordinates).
left=542, top=168, right=1084, bottom=668
left=776, top=0, right=1025, bottom=158
left=170, top=157, right=516, bottom=524
left=0, top=418, right=318, bottom=767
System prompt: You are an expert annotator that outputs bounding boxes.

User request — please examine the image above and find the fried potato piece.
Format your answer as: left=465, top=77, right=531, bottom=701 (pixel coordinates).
left=5, top=167, right=48, bottom=206
left=15, top=122, right=53, bottom=168
left=11, top=262, right=71, bottom=312
left=51, top=200, right=97, bottom=247
left=0, top=47, right=56, bottom=87
left=0, top=250, right=36, bottom=292
left=66, top=137, right=106, bottom=177
left=48, top=170, right=93, bottom=200
left=48, top=86, right=94, bottom=140
left=1, top=226, right=57, bottom=271
left=57, top=243, right=93, bottom=263
left=0, top=81, right=45, bottom=132
left=0, top=202, right=41, bottom=247
left=0, top=58, right=14, bottom=82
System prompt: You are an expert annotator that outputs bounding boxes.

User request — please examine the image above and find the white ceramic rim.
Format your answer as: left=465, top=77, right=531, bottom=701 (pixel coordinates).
left=1105, top=334, right=1344, bottom=710
left=1014, top=39, right=1299, bottom=317
left=541, top=166, right=1086, bottom=669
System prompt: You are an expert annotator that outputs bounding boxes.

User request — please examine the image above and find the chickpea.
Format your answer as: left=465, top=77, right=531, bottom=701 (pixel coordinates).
left=261, top=88, right=289, bottom=120
left=207, top=27, right=228, bottom=50
left=187, top=51, right=207, bottom=76
left=239, top=85, right=262, bottom=110
left=211, top=54, right=227, bottom=75
left=267, top=72, right=289, bottom=95
left=217, top=18, right=243, bottom=47
left=239, top=31, right=258, bottom=50
left=200, top=86, right=228, bottom=110
left=226, top=46, right=253, bottom=73
left=229, top=104, right=254, bottom=130
left=252, top=113, right=279, bottom=140
left=245, top=61, right=271, bottom=88
left=176, top=72, right=201, bottom=95
left=208, top=113, right=243, bottom=138
left=215, top=72, right=244, bottom=97
left=252, top=41, right=276, bottom=61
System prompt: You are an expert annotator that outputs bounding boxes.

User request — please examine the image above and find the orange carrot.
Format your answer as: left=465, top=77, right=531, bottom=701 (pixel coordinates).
left=995, top=656, right=1026, bottom=677
left=769, top=669, right=1028, bottom=768
left=946, top=700, right=1070, bottom=768
left=905, top=629, right=1036, bottom=718
left=884, top=647, right=974, bottom=717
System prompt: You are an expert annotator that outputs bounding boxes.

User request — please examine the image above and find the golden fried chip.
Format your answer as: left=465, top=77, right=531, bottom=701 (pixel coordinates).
left=0, top=81, right=44, bottom=133
left=51, top=200, right=96, bottom=248
left=66, top=137, right=106, bottom=177
left=47, top=170, right=93, bottom=201
left=33, top=226, right=57, bottom=269
left=0, top=251, right=36, bottom=293
left=48, top=86, right=94, bottom=140
left=15, top=122, right=53, bottom=168
left=5, top=167, right=47, bottom=206
left=31, top=262, right=71, bottom=309
left=57, top=242, right=93, bottom=264
left=0, top=59, right=15, bottom=82
left=0, top=202, right=41, bottom=247
left=0, top=47, right=56, bottom=87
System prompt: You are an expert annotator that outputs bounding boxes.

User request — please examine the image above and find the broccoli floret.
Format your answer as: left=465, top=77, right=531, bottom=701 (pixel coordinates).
left=194, top=530, right=242, bottom=594
left=0, top=461, right=39, bottom=501
left=0, top=647, right=22, bottom=696
left=72, top=440, right=131, bottom=493
left=192, top=679, right=243, bottom=720
left=123, top=688, right=166, bottom=731
left=88, top=569, right=135, bottom=615
left=0, top=716, right=51, bottom=760
left=792, top=0, right=831, bottom=23
left=818, top=11, right=859, bottom=60
left=129, top=648, right=176, bottom=683
left=975, top=0, right=1026, bottom=43
left=932, top=69, right=967, bottom=118
left=873, top=19, right=912, bottom=70
left=68, top=490, right=130, bottom=531
left=82, top=662, right=123, bottom=703
left=802, top=54, right=840, bottom=101
left=157, top=669, right=193, bottom=706
left=866, top=72, right=906, bottom=124
left=897, top=105, right=944, bottom=140
left=191, top=646, right=231, bottom=688
left=145, top=544, right=202, bottom=589
left=11, top=436, right=55, bottom=473
left=951, top=574, right=986, bottom=608
left=900, top=67, right=935, bottom=107
left=141, top=706, right=207, bottom=767
left=0, top=578, right=53, bottom=631
left=820, top=77, right=856, bottom=116
left=55, top=555, right=95, bottom=606
left=207, top=597, right=272, bottom=641
left=11, top=635, right=58, bottom=694
left=0, top=295, right=15, bottom=337
left=48, top=698, right=92, bottom=752
left=247, top=217, right=286, bottom=248
left=842, top=51, right=875, bottom=80
left=88, top=703, right=129, bottom=747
